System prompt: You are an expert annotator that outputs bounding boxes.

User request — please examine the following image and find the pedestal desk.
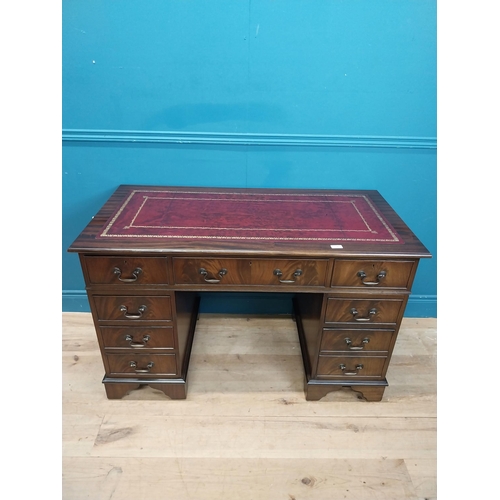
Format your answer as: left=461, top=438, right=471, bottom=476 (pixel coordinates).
left=68, top=185, right=431, bottom=401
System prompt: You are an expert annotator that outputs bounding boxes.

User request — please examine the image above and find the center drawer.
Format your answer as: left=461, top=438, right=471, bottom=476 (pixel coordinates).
left=93, top=295, right=173, bottom=321
left=173, top=258, right=328, bottom=286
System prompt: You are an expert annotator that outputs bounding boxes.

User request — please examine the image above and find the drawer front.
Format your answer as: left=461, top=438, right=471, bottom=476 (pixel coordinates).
left=84, top=256, right=169, bottom=285
left=173, top=258, right=251, bottom=285
left=317, top=355, right=387, bottom=378
left=331, top=260, right=415, bottom=289
left=173, top=257, right=327, bottom=286
left=324, top=297, right=404, bottom=324
left=106, top=354, right=177, bottom=376
left=101, top=326, right=175, bottom=349
left=93, top=295, right=173, bottom=321
left=320, top=328, right=395, bottom=353
left=250, top=259, right=328, bottom=286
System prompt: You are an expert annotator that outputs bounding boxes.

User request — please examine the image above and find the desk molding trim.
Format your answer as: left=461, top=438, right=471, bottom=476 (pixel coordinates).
left=62, top=129, right=437, bottom=150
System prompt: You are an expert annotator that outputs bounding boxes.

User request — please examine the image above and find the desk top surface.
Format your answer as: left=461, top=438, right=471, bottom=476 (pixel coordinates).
left=69, top=185, right=430, bottom=258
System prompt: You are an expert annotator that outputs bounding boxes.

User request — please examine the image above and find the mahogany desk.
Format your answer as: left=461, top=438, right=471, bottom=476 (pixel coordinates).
left=68, top=185, right=431, bottom=401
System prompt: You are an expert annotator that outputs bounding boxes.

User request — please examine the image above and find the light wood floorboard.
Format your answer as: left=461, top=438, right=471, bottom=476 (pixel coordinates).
left=62, top=313, right=436, bottom=500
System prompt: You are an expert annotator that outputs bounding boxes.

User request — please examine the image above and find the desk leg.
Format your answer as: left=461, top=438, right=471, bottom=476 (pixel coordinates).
left=103, top=379, right=189, bottom=399
left=148, top=382, right=188, bottom=399
left=103, top=381, right=141, bottom=399
left=304, top=380, right=387, bottom=402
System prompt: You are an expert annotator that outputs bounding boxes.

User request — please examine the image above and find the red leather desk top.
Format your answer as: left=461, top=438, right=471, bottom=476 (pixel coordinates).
left=69, top=185, right=431, bottom=257
left=97, top=188, right=402, bottom=244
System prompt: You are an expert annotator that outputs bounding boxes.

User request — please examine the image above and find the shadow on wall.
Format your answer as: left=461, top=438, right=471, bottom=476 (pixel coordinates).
left=144, top=102, right=287, bottom=129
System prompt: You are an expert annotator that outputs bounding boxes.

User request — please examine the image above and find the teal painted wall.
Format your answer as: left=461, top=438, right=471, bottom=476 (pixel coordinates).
left=63, top=0, right=437, bottom=316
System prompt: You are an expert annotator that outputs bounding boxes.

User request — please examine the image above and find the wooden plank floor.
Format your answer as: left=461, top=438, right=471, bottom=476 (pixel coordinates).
left=62, top=313, right=436, bottom=500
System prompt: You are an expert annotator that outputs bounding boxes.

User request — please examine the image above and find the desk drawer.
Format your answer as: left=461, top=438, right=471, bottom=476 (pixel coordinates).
left=93, top=295, right=173, bottom=321
left=320, top=328, right=395, bottom=353
left=106, top=354, right=177, bottom=376
left=331, top=260, right=415, bottom=289
left=251, top=259, right=328, bottom=286
left=100, top=326, right=175, bottom=349
left=173, top=258, right=250, bottom=285
left=317, top=355, right=387, bottom=378
left=84, top=256, right=169, bottom=285
left=324, top=297, right=404, bottom=325
left=173, top=257, right=328, bottom=286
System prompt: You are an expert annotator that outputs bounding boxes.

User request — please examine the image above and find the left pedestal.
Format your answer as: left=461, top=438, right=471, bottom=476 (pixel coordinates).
left=80, top=253, right=199, bottom=400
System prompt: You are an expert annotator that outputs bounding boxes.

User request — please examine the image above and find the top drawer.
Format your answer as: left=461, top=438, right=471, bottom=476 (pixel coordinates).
left=331, top=259, right=416, bottom=290
left=84, top=256, right=169, bottom=285
left=173, top=258, right=328, bottom=287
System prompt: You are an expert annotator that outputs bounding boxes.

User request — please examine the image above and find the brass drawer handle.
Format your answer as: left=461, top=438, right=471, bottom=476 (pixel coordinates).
left=129, top=361, right=154, bottom=373
left=199, top=268, right=227, bottom=283
left=119, top=305, right=147, bottom=319
left=273, top=269, right=303, bottom=284
left=351, top=308, right=377, bottom=322
left=124, top=334, right=150, bottom=347
left=339, top=363, right=364, bottom=376
left=345, top=337, right=370, bottom=350
left=357, top=270, right=386, bottom=286
left=114, top=267, right=142, bottom=282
